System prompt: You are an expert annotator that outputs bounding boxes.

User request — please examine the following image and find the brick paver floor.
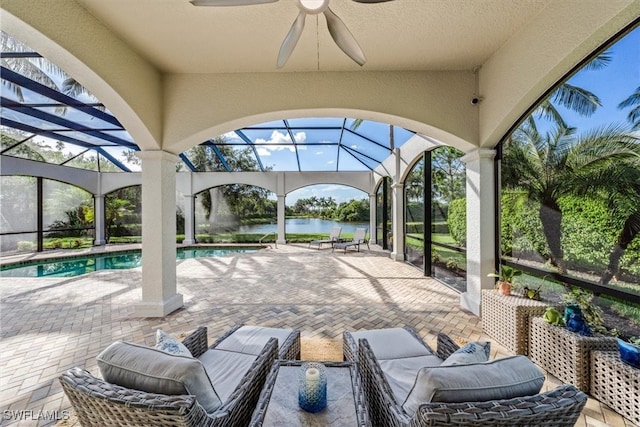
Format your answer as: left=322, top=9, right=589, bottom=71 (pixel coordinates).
left=0, top=244, right=634, bottom=426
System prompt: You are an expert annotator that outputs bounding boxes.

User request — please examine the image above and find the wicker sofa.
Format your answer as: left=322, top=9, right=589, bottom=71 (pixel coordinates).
left=344, top=327, right=588, bottom=427
left=60, top=324, right=300, bottom=427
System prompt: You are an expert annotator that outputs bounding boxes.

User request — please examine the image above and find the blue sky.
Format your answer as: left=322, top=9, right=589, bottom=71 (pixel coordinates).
left=553, top=26, right=639, bottom=131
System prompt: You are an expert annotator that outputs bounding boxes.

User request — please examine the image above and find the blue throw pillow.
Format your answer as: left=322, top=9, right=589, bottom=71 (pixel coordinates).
left=155, top=329, right=192, bottom=357
left=441, top=341, right=490, bottom=366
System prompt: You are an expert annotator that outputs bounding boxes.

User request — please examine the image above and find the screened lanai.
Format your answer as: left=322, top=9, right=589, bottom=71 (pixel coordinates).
left=1, top=0, right=639, bottom=320
left=2, top=1, right=640, bottom=426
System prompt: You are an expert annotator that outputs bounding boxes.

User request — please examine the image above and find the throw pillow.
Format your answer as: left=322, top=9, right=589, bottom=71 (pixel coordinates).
left=156, top=329, right=192, bottom=357
left=440, top=341, right=490, bottom=366
left=98, top=341, right=222, bottom=414
left=402, top=355, right=545, bottom=415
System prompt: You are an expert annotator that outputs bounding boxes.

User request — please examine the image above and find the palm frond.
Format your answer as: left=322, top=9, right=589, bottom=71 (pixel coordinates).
left=617, top=86, right=640, bottom=109
left=533, top=100, right=568, bottom=128
left=581, top=50, right=612, bottom=71
left=551, top=83, right=601, bottom=117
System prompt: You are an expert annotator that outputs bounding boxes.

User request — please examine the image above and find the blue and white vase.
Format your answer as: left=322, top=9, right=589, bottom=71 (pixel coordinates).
left=298, top=362, right=327, bottom=413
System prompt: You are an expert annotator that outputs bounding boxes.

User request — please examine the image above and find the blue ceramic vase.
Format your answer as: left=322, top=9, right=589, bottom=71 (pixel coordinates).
left=564, top=305, right=591, bottom=336
left=617, top=338, right=640, bottom=369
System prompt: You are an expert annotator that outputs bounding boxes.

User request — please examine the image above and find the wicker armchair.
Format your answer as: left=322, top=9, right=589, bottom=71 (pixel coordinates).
left=60, top=324, right=301, bottom=427
left=346, top=327, right=588, bottom=427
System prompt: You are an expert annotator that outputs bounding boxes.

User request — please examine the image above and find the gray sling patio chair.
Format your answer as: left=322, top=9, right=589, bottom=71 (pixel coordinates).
left=333, top=227, right=369, bottom=253
left=309, top=226, right=342, bottom=249
left=60, top=324, right=300, bottom=427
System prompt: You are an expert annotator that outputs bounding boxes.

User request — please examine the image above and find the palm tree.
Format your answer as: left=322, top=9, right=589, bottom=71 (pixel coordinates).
left=529, top=52, right=610, bottom=128
left=1, top=31, right=95, bottom=112
left=580, top=158, right=640, bottom=284
left=503, top=122, right=640, bottom=274
left=618, top=85, right=640, bottom=130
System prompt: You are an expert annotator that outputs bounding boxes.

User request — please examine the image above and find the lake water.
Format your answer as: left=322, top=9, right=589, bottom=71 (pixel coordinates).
left=237, top=218, right=368, bottom=235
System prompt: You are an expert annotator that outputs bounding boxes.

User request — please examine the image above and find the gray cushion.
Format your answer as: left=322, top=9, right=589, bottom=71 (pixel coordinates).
left=350, top=328, right=433, bottom=360
left=379, top=355, right=443, bottom=404
left=402, top=355, right=545, bottom=416
left=440, top=341, right=490, bottom=366
left=216, top=326, right=293, bottom=356
left=198, top=348, right=257, bottom=402
left=97, top=341, right=222, bottom=414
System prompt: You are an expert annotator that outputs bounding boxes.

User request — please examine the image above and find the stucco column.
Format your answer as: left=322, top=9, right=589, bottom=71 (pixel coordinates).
left=368, top=193, right=377, bottom=245
left=135, top=150, right=183, bottom=317
left=390, top=182, right=405, bottom=261
left=460, top=148, right=496, bottom=316
left=93, top=194, right=106, bottom=246
left=182, top=194, right=195, bottom=245
left=277, top=194, right=286, bottom=244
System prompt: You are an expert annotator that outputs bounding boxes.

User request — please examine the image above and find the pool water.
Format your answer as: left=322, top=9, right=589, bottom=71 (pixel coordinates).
left=0, top=247, right=260, bottom=278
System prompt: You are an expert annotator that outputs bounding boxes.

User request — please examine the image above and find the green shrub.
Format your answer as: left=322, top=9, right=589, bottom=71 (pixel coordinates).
left=447, top=198, right=466, bottom=246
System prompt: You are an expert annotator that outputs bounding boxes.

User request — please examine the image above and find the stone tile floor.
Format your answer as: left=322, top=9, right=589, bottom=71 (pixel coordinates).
left=0, top=243, right=636, bottom=426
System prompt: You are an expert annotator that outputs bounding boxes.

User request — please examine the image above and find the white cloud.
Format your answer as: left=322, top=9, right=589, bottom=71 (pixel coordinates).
left=254, top=130, right=306, bottom=153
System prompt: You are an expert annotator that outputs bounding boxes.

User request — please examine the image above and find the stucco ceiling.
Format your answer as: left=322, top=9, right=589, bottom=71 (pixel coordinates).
left=76, top=0, right=551, bottom=74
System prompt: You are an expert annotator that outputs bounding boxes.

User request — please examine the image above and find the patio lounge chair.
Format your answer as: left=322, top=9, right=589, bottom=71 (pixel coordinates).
left=344, top=327, right=587, bottom=426
left=309, top=226, right=342, bottom=249
left=60, top=324, right=300, bottom=427
left=333, top=227, right=369, bottom=253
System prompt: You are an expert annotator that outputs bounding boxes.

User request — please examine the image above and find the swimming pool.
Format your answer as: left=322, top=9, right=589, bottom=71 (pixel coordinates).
left=0, top=247, right=261, bottom=278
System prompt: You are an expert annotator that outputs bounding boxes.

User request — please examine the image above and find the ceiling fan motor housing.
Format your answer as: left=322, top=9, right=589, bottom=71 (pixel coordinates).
left=297, top=0, right=330, bottom=14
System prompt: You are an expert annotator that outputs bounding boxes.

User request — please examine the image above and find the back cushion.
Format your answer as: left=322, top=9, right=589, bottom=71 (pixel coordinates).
left=97, top=341, right=222, bottom=414
left=402, top=355, right=545, bottom=416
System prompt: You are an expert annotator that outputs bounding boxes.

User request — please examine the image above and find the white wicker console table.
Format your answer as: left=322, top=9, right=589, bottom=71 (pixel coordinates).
left=482, top=289, right=553, bottom=355
left=591, top=350, right=640, bottom=426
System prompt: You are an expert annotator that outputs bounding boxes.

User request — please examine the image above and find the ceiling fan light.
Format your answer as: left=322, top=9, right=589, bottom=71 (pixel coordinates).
left=297, top=0, right=329, bottom=14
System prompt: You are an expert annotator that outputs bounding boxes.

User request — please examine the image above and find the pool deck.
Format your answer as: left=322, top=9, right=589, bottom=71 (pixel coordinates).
left=0, top=243, right=634, bottom=426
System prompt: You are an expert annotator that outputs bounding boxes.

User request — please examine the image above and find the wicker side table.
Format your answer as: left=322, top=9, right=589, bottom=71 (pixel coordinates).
left=481, top=289, right=551, bottom=355
left=591, top=350, right=640, bottom=426
left=529, top=317, right=617, bottom=392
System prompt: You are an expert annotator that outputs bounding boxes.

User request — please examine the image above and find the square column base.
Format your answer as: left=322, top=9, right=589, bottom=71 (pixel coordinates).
left=134, top=293, right=184, bottom=317
left=390, top=252, right=405, bottom=261
left=460, top=291, right=480, bottom=316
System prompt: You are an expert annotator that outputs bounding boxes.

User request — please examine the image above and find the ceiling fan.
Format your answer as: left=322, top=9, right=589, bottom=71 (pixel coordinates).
left=190, top=0, right=394, bottom=68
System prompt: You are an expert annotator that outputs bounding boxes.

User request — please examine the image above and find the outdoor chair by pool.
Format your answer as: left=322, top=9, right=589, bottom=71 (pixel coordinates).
left=333, top=227, right=369, bottom=253
left=60, top=324, right=300, bottom=427
left=344, top=327, right=587, bottom=426
left=308, top=226, right=342, bottom=249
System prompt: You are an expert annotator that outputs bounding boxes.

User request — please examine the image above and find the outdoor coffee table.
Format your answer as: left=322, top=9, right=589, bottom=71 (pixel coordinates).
left=249, top=360, right=369, bottom=426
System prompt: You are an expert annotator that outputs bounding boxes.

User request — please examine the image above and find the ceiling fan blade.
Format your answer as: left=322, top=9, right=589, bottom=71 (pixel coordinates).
left=190, top=0, right=278, bottom=6
left=350, top=0, right=394, bottom=3
left=323, top=8, right=366, bottom=66
left=277, top=11, right=306, bottom=68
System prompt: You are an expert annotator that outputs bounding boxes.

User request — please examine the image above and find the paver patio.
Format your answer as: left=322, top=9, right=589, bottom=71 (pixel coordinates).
left=0, top=244, right=635, bottom=426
